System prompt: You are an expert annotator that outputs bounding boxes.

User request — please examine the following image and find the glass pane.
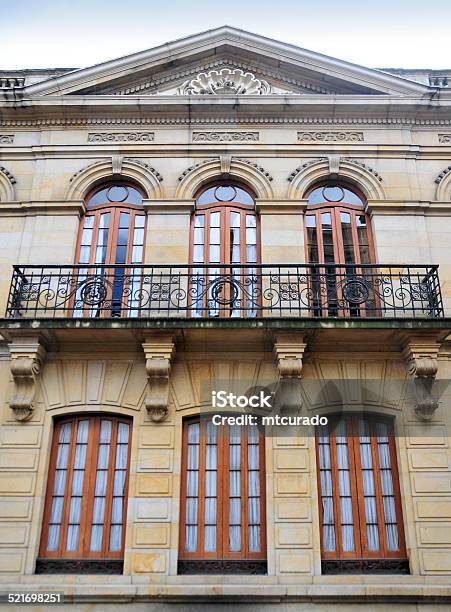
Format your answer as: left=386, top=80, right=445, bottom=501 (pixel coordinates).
left=340, top=211, right=355, bottom=264
left=321, top=212, right=334, bottom=264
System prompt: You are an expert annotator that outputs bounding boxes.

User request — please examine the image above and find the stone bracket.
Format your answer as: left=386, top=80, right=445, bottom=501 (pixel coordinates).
left=142, top=334, right=176, bottom=422
left=273, top=332, right=307, bottom=412
left=8, top=335, right=48, bottom=422
left=273, top=331, right=307, bottom=379
left=401, top=333, right=441, bottom=421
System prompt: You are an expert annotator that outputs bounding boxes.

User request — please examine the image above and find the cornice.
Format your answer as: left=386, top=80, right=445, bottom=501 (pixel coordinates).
left=366, top=200, right=451, bottom=215
left=0, top=201, right=85, bottom=216
left=3, top=115, right=451, bottom=128
left=143, top=199, right=195, bottom=213
left=256, top=199, right=307, bottom=214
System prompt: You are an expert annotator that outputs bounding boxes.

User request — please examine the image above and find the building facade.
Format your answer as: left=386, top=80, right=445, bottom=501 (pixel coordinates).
left=1, top=26, right=451, bottom=608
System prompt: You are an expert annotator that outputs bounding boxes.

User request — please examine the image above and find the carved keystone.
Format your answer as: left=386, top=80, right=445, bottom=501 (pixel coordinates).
left=273, top=332, right=307, bottom=412
left=8, top=336, right=47, bottom=422
left=142, top=334, right=176, bottom=422
left=401, top=334, right=441, bottom=421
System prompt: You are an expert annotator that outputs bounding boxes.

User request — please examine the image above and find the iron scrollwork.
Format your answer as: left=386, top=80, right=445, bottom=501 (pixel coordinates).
left=178, top=560, right=267, bottom=575
left=6, top=263, right=444, bottom=319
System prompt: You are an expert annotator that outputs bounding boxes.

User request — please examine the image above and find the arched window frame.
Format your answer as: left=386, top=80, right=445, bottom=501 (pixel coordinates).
left=189, top=181, right=261, bottom=318
left=73, top=181, right=147, bottom=317
left=190, top=180, right=260, bottom=266
left=315, top=412, right=408, bottom=574
left=75, top=181, right=147, bottom=268
left=38, top=414, right=132, bottom=573
left=304, top=181, right=375, bottom=267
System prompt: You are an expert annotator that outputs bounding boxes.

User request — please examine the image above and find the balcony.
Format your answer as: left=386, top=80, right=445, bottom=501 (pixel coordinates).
left=5, top=264, right=444, bottom=320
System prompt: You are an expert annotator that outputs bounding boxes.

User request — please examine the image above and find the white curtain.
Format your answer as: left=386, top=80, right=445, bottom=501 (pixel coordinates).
left=336, top=432, right=354, bottom=552
left=184, top=423, right=200, bottom=552
left=318, top=429, right=336, bottom=552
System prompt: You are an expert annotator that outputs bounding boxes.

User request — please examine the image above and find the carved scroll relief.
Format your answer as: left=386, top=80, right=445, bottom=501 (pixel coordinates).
left=142, top=334, right=176, bottom=422
left=273, top=332, right=307, bottom=411
left=402, top=335, right=441, bottom=421
left=8, top=336, right=47, bottom=421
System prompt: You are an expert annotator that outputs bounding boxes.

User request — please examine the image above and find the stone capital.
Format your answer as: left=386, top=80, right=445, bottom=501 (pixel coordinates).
left=8, top=334, right=48, bottom=422
left=142, top=333, right=176, bottom=423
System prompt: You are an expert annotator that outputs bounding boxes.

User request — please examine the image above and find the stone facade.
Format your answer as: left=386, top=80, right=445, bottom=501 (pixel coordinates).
left=0, top=26, right=451, bottom=608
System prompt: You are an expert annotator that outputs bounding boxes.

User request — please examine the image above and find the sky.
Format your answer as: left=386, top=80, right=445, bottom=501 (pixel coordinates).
left=2, top=0, right=451, bottom=71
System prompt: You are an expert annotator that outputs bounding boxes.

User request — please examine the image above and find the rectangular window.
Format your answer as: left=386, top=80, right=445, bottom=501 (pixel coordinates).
left=179, top=418, right=266, bottom=574
left=38, top=415, right=131, bottom=573
left=316, top=414, right=408, bottom=574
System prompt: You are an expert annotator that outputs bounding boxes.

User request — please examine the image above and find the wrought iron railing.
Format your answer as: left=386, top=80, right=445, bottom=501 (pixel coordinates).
left=5, top=263, right=444, bottom=319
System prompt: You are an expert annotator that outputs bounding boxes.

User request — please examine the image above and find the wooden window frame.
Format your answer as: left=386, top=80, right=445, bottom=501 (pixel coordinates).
left=315, top=413, right=407, bottom=568
left=189, top=182, right=261, bottom=317
left=73, top=182, right=147, bottom=317
left=39, top=414, right=132, bottom=562
left=304, top=183, right=376, bottom=316
left=179, top=417, right=267, bottom=563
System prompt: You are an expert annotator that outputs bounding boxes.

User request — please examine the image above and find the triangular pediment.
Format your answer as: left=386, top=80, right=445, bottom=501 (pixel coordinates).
left=24, top=26, right=429, bottom=98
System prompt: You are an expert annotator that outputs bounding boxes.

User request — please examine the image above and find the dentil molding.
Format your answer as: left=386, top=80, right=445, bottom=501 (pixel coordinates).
left=142, top=334, right=176, bottom=422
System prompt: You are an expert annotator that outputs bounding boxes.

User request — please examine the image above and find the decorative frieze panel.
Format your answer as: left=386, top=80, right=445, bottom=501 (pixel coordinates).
left=297, top=131, right=364, bottom=142
left=438, top=134, right=451, bottom=144
left=0, top=135, right=14, bottom=144
left=192, top=131, right=259, bottom=142
left=87, top=132, right=154, bottom=142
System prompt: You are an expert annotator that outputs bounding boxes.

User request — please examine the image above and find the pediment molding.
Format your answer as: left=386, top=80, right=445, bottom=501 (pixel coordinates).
left=101, top=57, right=334, bottom=97
left=23, top=27, right=429, bottom=98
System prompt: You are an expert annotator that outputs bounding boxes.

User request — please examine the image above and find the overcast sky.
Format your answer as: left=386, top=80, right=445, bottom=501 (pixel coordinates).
left=2, top=0, right=451, bottom=70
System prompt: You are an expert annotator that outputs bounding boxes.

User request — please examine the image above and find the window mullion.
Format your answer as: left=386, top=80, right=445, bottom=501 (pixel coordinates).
left=329, top=421, right=344, bottom=558
left=348, top=416, right=364, bottom=558
left=79, top=417, right=98, bottom=557
left=59, top=418, right=78, bottom=557
left=102, top=419, right=118, bottom=558
left=370, top=419, right=388, bottom=557
left=198, top=420, right=207, bottom=557
left=241, top=425, right=249, bottom=559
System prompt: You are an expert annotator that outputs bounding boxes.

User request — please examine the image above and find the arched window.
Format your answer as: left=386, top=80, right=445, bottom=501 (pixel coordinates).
left=75, top=183, right=146, bottom=316
left=316, top=413, right=408, bottom=574
left=305, top=183, right=375, bottom=316
left=179, top=418, right=266, bottom=574
left=190, top=182, right=259, bottom=317
left=38, top=415, right=132, bottom=574
left=305, top=183, right=373, bottom=267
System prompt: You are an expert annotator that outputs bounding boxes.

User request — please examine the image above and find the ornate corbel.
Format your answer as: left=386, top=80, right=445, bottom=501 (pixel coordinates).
left=8, top=336, right=48, bottom=421
left=142, top=334, right=176, bottom=422
left=402, top=335, right=441, bottom=421
left=273, top=332, right=307, bottom=411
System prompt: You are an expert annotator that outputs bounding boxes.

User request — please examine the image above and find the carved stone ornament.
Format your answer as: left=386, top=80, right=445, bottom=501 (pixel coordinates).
left=273, top=332, right=307, bottom=379
left=179, top=68, right=271, bottom=95
left=298, top=131, right=364, bottom=142
left=142, top=335, right=175, bottom=422
left=402, top=337, right=440, bottom=421
left=8, top=337, right=47, bottom=421
left=273, top=332, right=307, bottom=412
left=87, top=132, right=154, bottom=142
